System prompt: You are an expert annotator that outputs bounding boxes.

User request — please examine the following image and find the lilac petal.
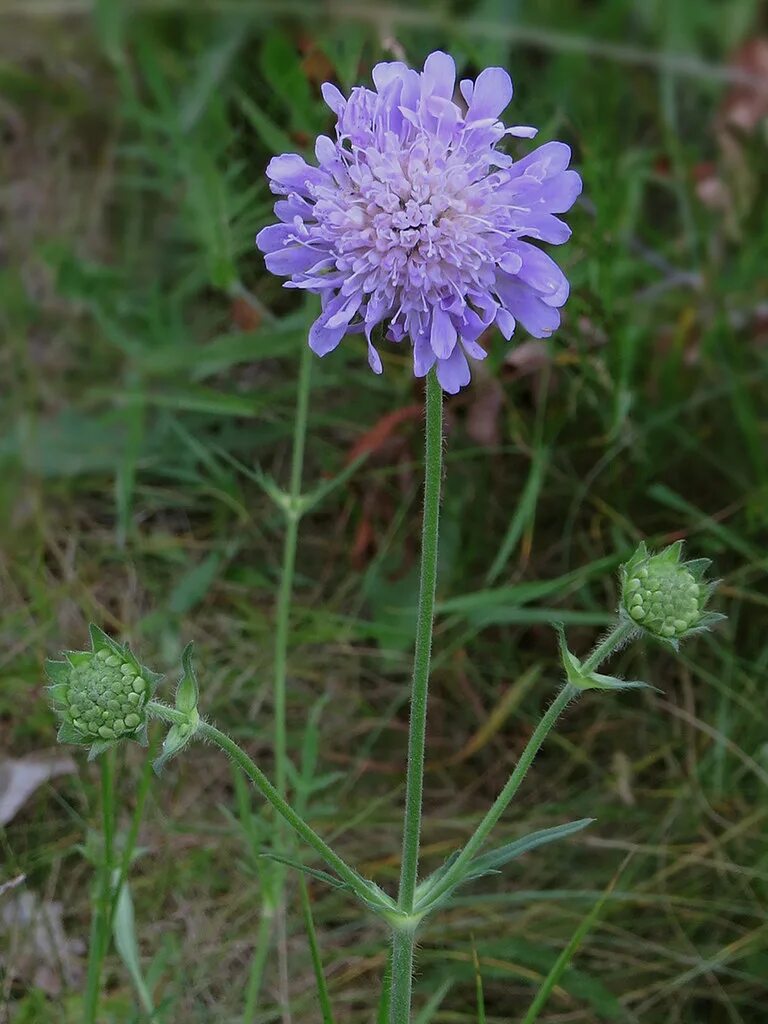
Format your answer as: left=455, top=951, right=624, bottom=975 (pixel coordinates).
left=540, top=170, right=582, bottom=212
left=436, top=345, right=471, bottom=394
left=321, top=82, right=346, bottom=117
left=274, top=196, right=313, bottom=222
left=508, top=211, right=572, bottom=244
left=505, top=125, right=538, bottom=138
left=255, top=223, right=292, bottom=254
left=515, top=242, right=570, bottom=305
left=325, top=291, right=363, bottom=328
left=499, top=251, right=523, bottom=274
left=459, top=79, right=473, bottom=106
left=421, top=51, right=455, bottom=102
left=510, top=141, right=572, bottom=180
left=367, top=337, right=383, bottom=373
left=372, top=61, right=410, bottom=92
left=266, top=154, right=326, bottom=195
left=458, top=301, right=495, bottom=343
left=425, top=95, right=461, bottom=141
left=413, top=332, right=436, bottom=377
left=461, top=337, right=488, bottom=361
left=315, top=135, right=336, bottom=166
left=495, top=277, right=561, bottom=338
left=264, top=246, right=323, bottom=276
left=467, top=67, right=513, bottom=123
left=430, top=307, right=458, bottom=359
left=309, top=316, right=346, bottom=356
left=495, top=308, right=516, bottom=340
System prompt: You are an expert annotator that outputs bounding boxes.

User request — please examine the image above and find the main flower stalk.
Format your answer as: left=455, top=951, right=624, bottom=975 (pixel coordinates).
left=390, top=369, right=443, bottom=1021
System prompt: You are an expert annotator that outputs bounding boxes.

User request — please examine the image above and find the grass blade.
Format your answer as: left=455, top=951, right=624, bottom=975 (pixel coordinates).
left=520, top=857, right=629, bottom=1024
left=299, top=875, right=335, bottom=1024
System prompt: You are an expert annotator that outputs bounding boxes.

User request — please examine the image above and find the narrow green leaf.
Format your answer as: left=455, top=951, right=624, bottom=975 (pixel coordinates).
left=520, top=858, right=628, bottom=1024
left=464, top=818, right=595, bottom=883
left=238, top=91, right=296, bottom=156
left=299, top=876, right=335, bottom=1024
left=472, top=939, right=487, bottom=1024
left=376, top=947, right=392, bottom=1024
left=413, top=979, right=453, bottom=1024
left=487, top=446, right=549, bottom=583
left=113, top=878, right=155, bottom=1015
left=168, top=554, right=222, bottom=615
left=258, top=852, right=349, bottom=892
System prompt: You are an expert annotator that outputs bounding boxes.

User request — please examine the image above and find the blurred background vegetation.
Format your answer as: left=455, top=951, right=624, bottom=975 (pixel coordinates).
left=2, top=1, right=768, bottom=1021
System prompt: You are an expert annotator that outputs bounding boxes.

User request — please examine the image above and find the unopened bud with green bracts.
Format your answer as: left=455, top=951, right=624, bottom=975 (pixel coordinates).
left=47, top=625, right=162, bottom=759
left=620, top=541, right=724, bottom=647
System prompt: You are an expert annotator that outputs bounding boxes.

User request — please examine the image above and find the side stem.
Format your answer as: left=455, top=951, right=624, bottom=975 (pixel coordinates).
left=417, top=618, right=637, bottom=914
left=146, top=701, right=390, bottom=913
left=581, top=618, right=636, bottom=674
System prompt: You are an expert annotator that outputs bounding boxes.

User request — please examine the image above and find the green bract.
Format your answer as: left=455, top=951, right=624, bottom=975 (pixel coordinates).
left=620, top=541, right=724, bottom=647
left=47, top=625, right=161, bottom=759
left=153, top=642, right=201, bottom=772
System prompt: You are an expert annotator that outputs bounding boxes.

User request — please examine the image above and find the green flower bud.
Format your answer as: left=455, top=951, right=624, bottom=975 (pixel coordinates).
left=47, top=625, right=162, bottom=759
left=619, top=541, right=724, bottom=648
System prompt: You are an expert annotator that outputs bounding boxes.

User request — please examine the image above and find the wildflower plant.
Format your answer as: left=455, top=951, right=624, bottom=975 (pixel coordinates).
left=48, top=51, right=726, bottom=1024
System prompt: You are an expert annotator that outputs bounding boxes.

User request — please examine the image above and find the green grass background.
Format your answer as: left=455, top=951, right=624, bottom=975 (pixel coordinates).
left=2, top=1, right=768, bottom=1021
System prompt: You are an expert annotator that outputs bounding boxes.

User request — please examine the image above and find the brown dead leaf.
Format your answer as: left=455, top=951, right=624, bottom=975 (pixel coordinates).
left=698, top=38, right=768, bottom=236
left=1, top=890, right=84, bottom=996
left=230, top=295, right=262, bottom=331
left=351, top=511, right=376, bottom=570
left=298, top=36, right=337, bottom=88
left=720, top=38, right=768, bottom=133
left=345, top=404, right=422, bottom=464
left=504, top=339, right=552, bottom=377
left=465, top=365, right=504, bottom=447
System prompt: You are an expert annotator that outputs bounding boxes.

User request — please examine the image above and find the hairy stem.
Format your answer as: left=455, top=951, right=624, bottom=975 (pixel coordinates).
left=147, top=701, right=391, bottom=914
left=580, top=618, right=637, bottom=674
left=389, top=929, right=416, bottom=1024
left=391, top=369, right=444, bottom=1022
left=83, top=749, right=116, bottom=1024
left=398, top=370, right=443, bottom=910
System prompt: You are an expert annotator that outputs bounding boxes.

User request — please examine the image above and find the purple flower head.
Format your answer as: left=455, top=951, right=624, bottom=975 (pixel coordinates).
left=256, top=51, right=581, bottom=394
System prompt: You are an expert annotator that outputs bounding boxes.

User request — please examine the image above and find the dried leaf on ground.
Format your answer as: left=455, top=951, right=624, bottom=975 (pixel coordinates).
left=1, top=890, right=85, bottom=996
left=465, top=366, right=504, bottom=448
left=0, top=751, right=76, bottom=825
